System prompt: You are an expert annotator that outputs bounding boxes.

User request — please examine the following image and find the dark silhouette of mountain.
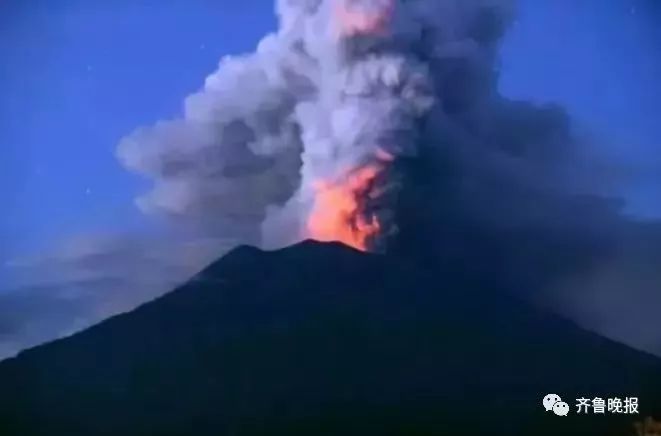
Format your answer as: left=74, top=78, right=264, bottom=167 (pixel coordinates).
left=0, top=240, right=659, bottom=435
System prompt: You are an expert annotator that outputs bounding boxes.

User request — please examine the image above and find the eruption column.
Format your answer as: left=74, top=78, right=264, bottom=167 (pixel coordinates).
left=301, top=0, right=431, bottom=250
left=303, top=0, right=402, bottom=251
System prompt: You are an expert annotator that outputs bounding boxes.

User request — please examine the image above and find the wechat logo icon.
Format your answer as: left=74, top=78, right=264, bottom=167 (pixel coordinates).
left=543, top=394, right=569, bottom=416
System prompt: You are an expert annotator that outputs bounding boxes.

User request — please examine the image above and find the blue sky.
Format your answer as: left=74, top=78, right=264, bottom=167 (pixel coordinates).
left=0, top=1, right=275, bottom=263
left=0, top=0, right=659, bottom=268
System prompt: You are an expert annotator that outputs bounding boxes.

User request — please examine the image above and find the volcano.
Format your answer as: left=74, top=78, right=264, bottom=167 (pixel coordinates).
left=1, top=240, right=660, bottom=435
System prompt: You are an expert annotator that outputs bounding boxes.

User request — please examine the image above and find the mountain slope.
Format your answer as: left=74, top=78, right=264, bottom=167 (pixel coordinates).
left=0, top=240, right=659, bottom=435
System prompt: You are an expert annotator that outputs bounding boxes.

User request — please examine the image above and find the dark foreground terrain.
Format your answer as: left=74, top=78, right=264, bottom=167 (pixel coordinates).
left=1, top=240, right=660, bottom=435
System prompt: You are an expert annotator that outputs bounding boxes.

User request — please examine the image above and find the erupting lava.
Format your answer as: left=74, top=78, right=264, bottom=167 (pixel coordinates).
left=306, top=2, right=398, bottom=251
left=334, top=0, right=395, bottom=37
left=307, top=152, right=393, bottom=251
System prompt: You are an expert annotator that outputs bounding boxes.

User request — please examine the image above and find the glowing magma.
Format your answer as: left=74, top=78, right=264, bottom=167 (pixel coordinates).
left=307, top=151, right=393, bottom=251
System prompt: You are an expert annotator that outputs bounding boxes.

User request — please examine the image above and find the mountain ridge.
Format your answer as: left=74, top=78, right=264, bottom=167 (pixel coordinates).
left=0, top=240, right=659, bottom=435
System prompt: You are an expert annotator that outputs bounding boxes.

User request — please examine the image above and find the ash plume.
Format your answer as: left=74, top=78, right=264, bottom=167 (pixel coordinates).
left=117, top=0, right=508, bottom=249
left=116, top=0, right=661, bottom=355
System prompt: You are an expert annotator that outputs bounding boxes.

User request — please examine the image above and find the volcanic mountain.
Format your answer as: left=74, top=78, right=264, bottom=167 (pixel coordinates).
left=0, top=240, right=660, bottom=435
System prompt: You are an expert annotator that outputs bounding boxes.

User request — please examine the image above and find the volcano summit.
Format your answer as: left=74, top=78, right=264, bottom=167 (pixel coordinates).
left=1, top=241, right=660, bottom=435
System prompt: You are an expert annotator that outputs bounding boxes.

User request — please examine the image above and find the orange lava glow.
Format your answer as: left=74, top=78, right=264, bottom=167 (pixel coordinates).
left=333, top=0, right=395, bottom=37
left=307, top=152, right=393, bottom=251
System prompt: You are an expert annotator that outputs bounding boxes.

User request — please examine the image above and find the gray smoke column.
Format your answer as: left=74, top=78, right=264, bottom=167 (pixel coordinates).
left=117, top=0, right=513, bottom=251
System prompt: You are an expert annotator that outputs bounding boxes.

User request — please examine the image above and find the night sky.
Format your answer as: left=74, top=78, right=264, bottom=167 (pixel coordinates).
left=0, top=0, right=660, bottom=357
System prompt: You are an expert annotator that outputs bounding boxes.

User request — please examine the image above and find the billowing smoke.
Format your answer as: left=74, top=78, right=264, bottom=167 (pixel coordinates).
left=117, top=0, right=510, bottom=251
left=116, top=0, right=661, bottom=355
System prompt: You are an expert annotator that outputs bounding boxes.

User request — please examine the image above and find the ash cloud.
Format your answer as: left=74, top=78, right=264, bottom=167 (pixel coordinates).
left=119, top=0, right=522, bottom=246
